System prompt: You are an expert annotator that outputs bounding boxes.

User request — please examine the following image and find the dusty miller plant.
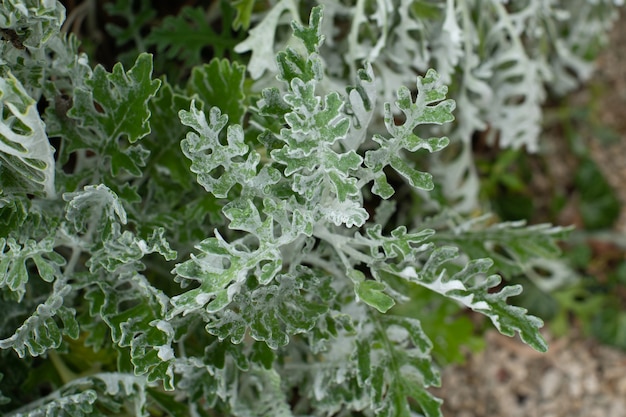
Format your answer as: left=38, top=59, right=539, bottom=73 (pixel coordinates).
left=233, top=0, right=623, bottom=211
left=0, top=1, right=611, bottom=416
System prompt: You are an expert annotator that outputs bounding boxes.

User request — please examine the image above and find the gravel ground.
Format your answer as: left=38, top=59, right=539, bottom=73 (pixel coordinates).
left=431, top=331, right=626, bottom=417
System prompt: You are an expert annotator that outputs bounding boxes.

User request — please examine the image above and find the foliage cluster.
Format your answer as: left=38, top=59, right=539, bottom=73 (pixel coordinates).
left=0, top=1, right=621, bottom=416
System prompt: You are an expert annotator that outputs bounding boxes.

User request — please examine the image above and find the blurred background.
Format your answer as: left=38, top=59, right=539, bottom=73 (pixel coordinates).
left=433, top=9, right=626, bottom=416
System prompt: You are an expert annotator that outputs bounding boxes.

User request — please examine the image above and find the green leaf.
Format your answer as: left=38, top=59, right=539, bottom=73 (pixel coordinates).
left=273, top=5, right=326, bottom=85
left=88, top=227, right=177, bottom=273
left=148, top=389, right=190, bottom=417
left=0, top=194, right=30, bottom=238
left=0, top=3, right=591, bottom=415
left=7, top=373, right=151, bottom=417
left=368, top=315, right=442, bottom=417
left=575, top=157, right=621, bottom=229
left=0, top=72, right=55, bottom=197
left=171, top=230, right=283, bottom=317
left=269, top=77, right=366, bottom=226
left=291, top=5, right=323, bottom=54
left=430, top=216, right=571, bottom=280
left=8, top=391, right=98, bottom=417
left=76, top=53, right=159, bottom=144
left=310, top=312, right=441, bottom=416
left=230, top=0, right=256, bottom=30
left=186, top=58, right=247, bottom=125
left=231, top=367, right=294, bottom=417
left=147, top=6, right=240, bottom=69
left=392, top=281, right=485, bottom=365
left=104, top=0, right=156, bottom=54
left=223, top=198, right=271, bottom=238
left=354, top=280, right=395, bottom=313
left=0, top=373, right=10, bottom=406
left=145, top=79, right=195, bottom=189
left=363, top=224, right=435, bottom=259
left=68, top=53, right=160, bottom=176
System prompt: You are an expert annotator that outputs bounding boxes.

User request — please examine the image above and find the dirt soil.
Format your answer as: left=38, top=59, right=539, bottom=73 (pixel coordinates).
left=591, top=11, right=626, bottom=233
left=431, top=330, right=626, bottom=417
left=430, top=10, right=626, bottom=417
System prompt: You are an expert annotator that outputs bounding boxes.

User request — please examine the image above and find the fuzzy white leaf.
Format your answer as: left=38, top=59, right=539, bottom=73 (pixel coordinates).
left=0, top=72, right=55, bottom=197
left=234, top=0, right=299, bottom=79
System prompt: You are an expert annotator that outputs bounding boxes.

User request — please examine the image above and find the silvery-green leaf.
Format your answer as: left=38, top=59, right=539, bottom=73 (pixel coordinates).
left=365, top=69, right=454, bottom=197
left=207, top=268, right=333, bottom=349
left=398, top=247, right=548, bottom=352
left=0, top=282, right=78, bottom=357
left=234, top=0, right=299, bottom=79
left=0, top=0, right=65, bottom=48
left=0, top=235, right=64, bottom=302
left=63, top=184, right=127, bottom=241
left=0, top=72, right=55, bottom=197
left=67, top=53, right=160, bottom=177
left=180, top=103, right=259, bottom=198
left=84, top=273, right=176, bottom=390
left=171, top=232, right=282, bottom=316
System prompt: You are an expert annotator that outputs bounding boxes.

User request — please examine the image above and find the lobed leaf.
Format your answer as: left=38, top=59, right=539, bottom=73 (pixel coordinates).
left=9, top=391, right=97, bottom=417
left=231, top=367, right=294, bottom=417
left=344, top=63, right=377, bottom=150
left=369, top=315, right=442, bottom=417
left=104, top=0, right=156, bottom=53
left=145, top=79, right=195, bottom=190
left=354, top=279, right=395, bottom=314
left=67, top=53, right=160, bottom=176
left=309, top=311, right=442, bottom=416
left=8, top=372, right=151, bottom=417
left=0, top=72, right=55, bottom=197
left=0, top=282, right=78, bottom=357
left=270, top=78, right=366, bottom=226
left=147, top=6, right=239, bottom=68
left=398, top=247, right=548, bottom=352
left=230, top=0, right=256, bottom=30
left=430, top=217, right=571, bottom=279
left=0, top=3, right=583, bottom=415
left=180, top=103, right=260, bottom=198
left=364, top=69, right=454, bottom=197
left=234, top=0, right=298, bottom=79
left=63, top=184, right=127, bottom=242
left=361, top=224, right=435, bottom=260
left=186, top=58, right=247, bottom=125
left=0, top=193, right=26, bottom=230
left=85, top=273, right=176, bottom=390
left=88, top=227, right=176, bottom=274
left=0, top=0, right=65, bottom=48
left=207, top=268, right=333, bottom=349
left=0, top=235, right=64, bottom=302
left=291, top=4, right=323, bottom=54
left=171, top=231, right=282, bottom=317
